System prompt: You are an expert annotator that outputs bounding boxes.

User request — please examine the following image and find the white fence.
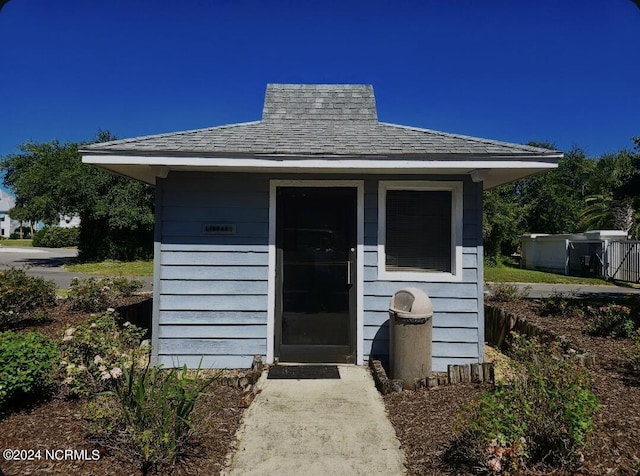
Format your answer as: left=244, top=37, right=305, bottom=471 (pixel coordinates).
left=606, top=241, right=640, bottom=284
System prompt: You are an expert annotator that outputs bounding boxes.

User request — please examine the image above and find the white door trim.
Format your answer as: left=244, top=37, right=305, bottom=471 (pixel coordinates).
left=267, top=179, right=365, bottom=365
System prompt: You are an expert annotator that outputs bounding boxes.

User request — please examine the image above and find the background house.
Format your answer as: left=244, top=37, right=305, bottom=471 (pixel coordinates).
left=0, top=189, right=20, bottom=239
left=82, top=84, right=562, bottom=371
left=520, top=230, right=637, bottom=282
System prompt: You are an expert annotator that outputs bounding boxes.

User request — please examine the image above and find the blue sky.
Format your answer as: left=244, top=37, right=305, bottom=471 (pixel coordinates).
left=1, top=0, right=639, bottom=170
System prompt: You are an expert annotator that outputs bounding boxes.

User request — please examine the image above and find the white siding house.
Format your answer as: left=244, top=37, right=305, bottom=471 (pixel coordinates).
left=81, top=84, right=562, bottom=370
left=0, top=189, right=19, bottom=239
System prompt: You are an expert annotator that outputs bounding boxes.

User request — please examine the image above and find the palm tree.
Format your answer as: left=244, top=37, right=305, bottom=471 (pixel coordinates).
left=578, top=194, right=614, bottom=231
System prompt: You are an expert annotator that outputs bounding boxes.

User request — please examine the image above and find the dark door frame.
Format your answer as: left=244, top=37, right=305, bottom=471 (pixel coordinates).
left=267, top=180, right=364, bottom=365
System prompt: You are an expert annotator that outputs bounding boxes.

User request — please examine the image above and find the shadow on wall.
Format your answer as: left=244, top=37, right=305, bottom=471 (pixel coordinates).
left=370, top=319, right=390, bottom=372
left=117, top=298, right=153, bottom=339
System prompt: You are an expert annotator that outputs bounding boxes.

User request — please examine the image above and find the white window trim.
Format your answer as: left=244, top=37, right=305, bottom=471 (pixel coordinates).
left=378, top=180, right=464, bottom=283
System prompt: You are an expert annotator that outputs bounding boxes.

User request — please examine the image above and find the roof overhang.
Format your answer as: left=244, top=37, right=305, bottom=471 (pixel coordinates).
left=81, top=152, right=561, bottom=189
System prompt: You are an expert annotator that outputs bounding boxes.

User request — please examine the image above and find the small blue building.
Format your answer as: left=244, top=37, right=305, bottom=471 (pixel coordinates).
left=82, top=84, right=561, bottom=370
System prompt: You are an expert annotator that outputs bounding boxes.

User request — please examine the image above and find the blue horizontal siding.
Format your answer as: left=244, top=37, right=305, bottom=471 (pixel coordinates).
left=365, top=296, right=478, bottom=313
left=363, top=326, right=478, bottom=343
left=159, top=338, right=266, bottom=355
left=159, top=311, right=267, bottom=325
left=159, top=294, right=267, bottom=311
left=156, top=173, right=270, bottom=368
left=364, top=281, right=477, bottom=298
left=161, top=280, right=268, bottom=295
left=158, top=325, right=266, bottom=339
left=157, top=354, right=260, bottom=369
left=161, top=251, right=268, bottom=266
left=161, top=265, right=267, bottom=280
left=362, top=311, right=479, bottom=328
left=156, top=173, right=482, bottom=370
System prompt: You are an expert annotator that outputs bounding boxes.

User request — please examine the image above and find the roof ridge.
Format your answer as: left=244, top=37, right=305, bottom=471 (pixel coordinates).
left=378, top=122, right=562, bottom=154
left=266, top=83, right=373, bottom=88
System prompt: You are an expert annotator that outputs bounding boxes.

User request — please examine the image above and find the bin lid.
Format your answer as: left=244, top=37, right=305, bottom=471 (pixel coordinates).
left=389, top=287, right=433, bottom=318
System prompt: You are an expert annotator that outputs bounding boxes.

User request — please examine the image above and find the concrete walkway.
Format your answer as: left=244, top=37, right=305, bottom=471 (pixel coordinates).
left=225, top=365, right=406, bottom=476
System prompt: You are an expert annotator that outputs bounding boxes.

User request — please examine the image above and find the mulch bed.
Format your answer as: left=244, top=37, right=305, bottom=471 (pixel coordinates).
left=383, top=298, right=640, bottom=475
left=0, top=298, right=248, bottom=476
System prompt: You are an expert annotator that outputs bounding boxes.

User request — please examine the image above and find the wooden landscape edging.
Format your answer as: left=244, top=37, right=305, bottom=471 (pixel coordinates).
left=369, top=358, right=494, bottom=395
left=484, top=304, right=596, bottom=368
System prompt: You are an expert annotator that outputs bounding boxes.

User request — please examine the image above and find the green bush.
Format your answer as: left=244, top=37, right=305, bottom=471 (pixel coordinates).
left=0, top=267, right=57, bottom=329
left=538, top=291, right=583, bottom=318
left=78, top=214, right=153, bottom=262
left=586, top=303, right=638, bottom=338
left=85, top=362, right=217, bottom=472
left=9, top=227, right=31, bottom=239
left=0, top=331, right=59, bottom=410
left=32, top=226, right=79, bottom=248
left=59, top=310, right=147, bottom=397
left=66, top=276, right=144, bottom=312
left=445, top=334, right=599, bottom=474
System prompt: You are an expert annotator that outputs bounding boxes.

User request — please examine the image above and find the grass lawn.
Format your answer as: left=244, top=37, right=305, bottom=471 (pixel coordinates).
left=485, top=263, right=613, bottom=285
left=62, top=259, right=613, bottom=284
left=0, top=239, right=33, bottom=247
left=64, top=260, right=153, bottom=277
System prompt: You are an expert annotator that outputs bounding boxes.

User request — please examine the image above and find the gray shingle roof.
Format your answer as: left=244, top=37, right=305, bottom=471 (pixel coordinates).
left=82, top=84, right=560, bottom=158
left=262, top=84, right=378, bottom=123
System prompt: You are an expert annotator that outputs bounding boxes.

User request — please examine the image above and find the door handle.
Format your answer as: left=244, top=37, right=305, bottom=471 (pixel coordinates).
left=347, top=248, right=355, bottom=286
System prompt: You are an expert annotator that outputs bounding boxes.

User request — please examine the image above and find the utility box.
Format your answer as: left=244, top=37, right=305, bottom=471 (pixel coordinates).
left=389, top=287, right=433, bottom=389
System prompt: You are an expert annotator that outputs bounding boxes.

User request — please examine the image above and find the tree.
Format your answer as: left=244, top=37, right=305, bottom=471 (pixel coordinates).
left=579, top=146, right=640, bottom=238
left=0, top=141, right=82, bottom=225
left=483, top=182, right=524, bottom=263
left=517, top=145, right=594, bottom=234
left=1, top=134, right=154, bottom=260
left=483, top=144, right=596, bottom=260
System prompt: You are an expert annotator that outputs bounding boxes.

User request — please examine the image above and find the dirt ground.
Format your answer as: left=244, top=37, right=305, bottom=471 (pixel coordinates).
left=383, top=298, right=640, bottom=475
left=2, top=296, right=639, bottom=475
left=0, top=299, right=247, bottom=476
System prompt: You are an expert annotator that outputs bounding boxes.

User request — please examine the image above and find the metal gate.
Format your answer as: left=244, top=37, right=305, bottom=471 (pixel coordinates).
left=606, top=241, right=640, bottom=283
left=567, top=241, right=605, bottom=278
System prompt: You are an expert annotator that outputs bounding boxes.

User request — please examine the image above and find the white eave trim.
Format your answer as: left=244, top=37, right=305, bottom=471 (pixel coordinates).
left=82, top=154, right=560, bottom=171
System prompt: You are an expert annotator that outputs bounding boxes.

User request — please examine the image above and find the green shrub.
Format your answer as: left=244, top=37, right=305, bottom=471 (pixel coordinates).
left=85, top=362, right=217, bottom=472
left=9, top=227, right=31, bottom=239
left=487, top=283, right=531, bottom=302
left=0, top=331, right=59, bottom=410
left=59, top=310, right=147, bottom=397
left=0, top=268, right=57, bottom=329
left=66, top=276, right=144, bottom=312
left=538, top=290, right=583, bottom=318
left=586, top=303, right=638, bottom=338
left=445, top=334, right=599, bottom=474
left=32, top=226, right=79, bottom=248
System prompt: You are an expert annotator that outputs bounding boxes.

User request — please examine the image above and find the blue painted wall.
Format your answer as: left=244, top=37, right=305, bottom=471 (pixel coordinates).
left=154, top=172, right=483, bottom=371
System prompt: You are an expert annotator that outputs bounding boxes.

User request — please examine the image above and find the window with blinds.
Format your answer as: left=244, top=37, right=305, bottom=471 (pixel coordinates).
left=385, top=190, right=452, bottom=273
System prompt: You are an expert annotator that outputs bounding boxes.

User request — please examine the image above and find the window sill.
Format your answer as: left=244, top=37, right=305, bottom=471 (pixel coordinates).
left=377, top=268, right=463, bottom=283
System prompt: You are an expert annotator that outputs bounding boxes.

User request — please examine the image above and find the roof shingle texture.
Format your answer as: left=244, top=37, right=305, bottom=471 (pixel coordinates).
left=83, top=84, right=559, bottom=158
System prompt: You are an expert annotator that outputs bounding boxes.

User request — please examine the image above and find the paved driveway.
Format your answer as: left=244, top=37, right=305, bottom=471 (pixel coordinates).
left=0, top=245, right=152, bottom=290
left=486, top=282, right=640, bottom=299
